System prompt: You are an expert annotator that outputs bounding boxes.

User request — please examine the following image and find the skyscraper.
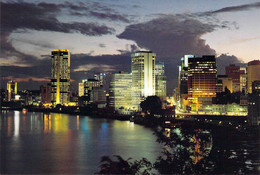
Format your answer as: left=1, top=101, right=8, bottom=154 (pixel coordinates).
left=155, top=61, right=167, bottom=98
left=94, top=73, right=106, bottom=86
left=131, top=51, right=156, bottom=110
left=248, top=81, right=260, bottom=125
left=188, top=55, right=217, bottom=111
left=7, top=80, right=17, bottom=101
left=78, top=82, right=84, bottom=97
left=247, top=60, right=260, bottom=94
left=40, top=83, right=51, bottom=104
left=51, top=49, right=70, bottom=105
left=109, top=71, right=132, bottom=111
left=240, top=68, right=247, bottom=93
left=177, top=55, right=194, bottom=110
left=225, top=64, right=240, bottom=92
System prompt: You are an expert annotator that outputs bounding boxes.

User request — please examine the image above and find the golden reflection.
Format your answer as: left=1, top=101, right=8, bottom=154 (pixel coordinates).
left=52, top=113, right=68, bottom=133
left=77, top=115, right=79, bottom=130
left=44, top=114, right=52, bottom=134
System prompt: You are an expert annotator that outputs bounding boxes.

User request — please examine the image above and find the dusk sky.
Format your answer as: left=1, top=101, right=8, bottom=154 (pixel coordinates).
left=1, top=0, right=260, bottom=92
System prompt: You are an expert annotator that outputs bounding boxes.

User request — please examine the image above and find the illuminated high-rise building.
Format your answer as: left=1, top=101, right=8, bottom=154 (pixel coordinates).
left=240, top=68, right=247, bottom=93
left=94, top=73, right=106, bottom=86
left=131, top=51, right=156, bottom=110
left=225, top=64, right=240, bottom=92
left=155, top=61, right=166, bottom=98
left=51, top=49, right=70, bottom=105
left=78, top=82, right=84, bottom=97
left=82, top=79, right=102, bottom=96
left=248, top=81, right=260, bottom=125
left=247, top=60, right=260, bottom=94
left=7, top=80, right=17, bottom=101
left=188, top=55, right=217, bottom=110
left=176, top=55, right=194, bottom=110
left=109, top=72, right=132, bottom=110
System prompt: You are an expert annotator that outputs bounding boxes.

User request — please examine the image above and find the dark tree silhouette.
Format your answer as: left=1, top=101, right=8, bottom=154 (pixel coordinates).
left=140, top=96, right=162, bottom=115
left=96, top=155, right=153, bottom=174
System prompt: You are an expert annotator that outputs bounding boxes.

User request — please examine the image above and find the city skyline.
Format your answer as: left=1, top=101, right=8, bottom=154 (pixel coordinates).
left=1, top=0, right=260, bottom=91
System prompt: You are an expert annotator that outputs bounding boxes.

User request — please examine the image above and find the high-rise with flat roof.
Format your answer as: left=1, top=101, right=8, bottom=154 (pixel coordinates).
left=155, top=61, right=166, bottom=98
left=247, top=60, right=260, bottom=94
left=109, top=72, right=132, bottom=110
left=51, top=49, right=70, bottom=105
left=248, top=81, right=260, bottom=125
left=7, top=80, right=17, bottom=101
left=188, top=55, right=217, bottom=110
left=131, top=51, right=156, bottom=110
left=225, top=64, right=240, bottom=92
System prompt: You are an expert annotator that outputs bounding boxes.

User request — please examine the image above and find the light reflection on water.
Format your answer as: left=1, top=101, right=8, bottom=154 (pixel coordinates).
left=0, top=111, right=161, bottom=174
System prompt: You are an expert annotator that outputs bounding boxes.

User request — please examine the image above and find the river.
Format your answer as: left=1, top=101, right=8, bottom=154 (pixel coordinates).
left=0, top=111, right=161, bottom=174
left=1, top=110, right=259, bottom=174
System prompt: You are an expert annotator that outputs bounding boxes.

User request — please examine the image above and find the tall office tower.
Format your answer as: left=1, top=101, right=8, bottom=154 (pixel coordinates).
left=225, top=64, right=240, bottom=92
left=177, top=55, right=194, bottom=109
left=51, top=49, right=70, bottom=105
left=155, top=61, right=167, bottom=98
left=248, top=81, right=260, bottom=125
left=217, top=75, right=233, bottom=92
left=40, top=83, right=51, bottom=103
left=247, top=60, right=260, bottom=94
left=240, top=68, right=247, bottom=93
left=109, top=72, right=132, bottom=110
left=188, top=55, right=217, bottom=110
left=90, top=87, right=106, bottom=103
left=78, top=82, right=84, bottom=97
left=131, top=51, right=156, bottom=111
left=82, top=79, right=102, bottom=96
left=94, top=73, right=106, bottom=86
left=7, top=80, right=17, bottom=101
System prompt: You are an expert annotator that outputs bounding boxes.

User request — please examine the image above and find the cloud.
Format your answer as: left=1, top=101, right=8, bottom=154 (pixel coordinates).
left=0, top=1, right=116, bottom=67
left=118, top=15, right=216, bottom=58
left=216, top=54, right=246, bottom=74
left=117, top=15, right=245, bottom=93
left=210, top=2, right=260, bottom=14
left=89, top=11, right=130, bottom=23
left=1, top=2, right=115, bottom=36
left=99, top=43, right=106, bottom=48
left=74, top=64, right=116, bottom=72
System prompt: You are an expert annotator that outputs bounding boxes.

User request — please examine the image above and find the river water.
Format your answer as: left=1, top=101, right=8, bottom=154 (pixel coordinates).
left=0, top=111, right=161, bottom=174
left=1, top=111, right=259, bottom=174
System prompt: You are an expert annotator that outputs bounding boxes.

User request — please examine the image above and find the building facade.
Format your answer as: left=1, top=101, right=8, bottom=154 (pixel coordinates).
left=155, top=61, right=167, bottom=98
left=51, top=49, right=70, bottom=105
left=78, top=82, right=84, bottom=97
left=248, top=81, right=260, bottom=125
left=225, top=64, right=240, bottom=92
left=177, top=55, right=194, bottom=110
left=109, top=72, right=132, bottom=110
left=188, top=55, right=217, bottom=111
left=40, top=84, right=51, bottom=104
left=7, top=80, right=17, bottom=101
left=247, top=60, right=260, bottom=94
left=217, top=75, right=233, bottom=93
left=131, top=51, right=156, bottom=110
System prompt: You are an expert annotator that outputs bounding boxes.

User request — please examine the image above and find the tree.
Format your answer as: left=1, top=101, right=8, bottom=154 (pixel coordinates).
left=140, top=96, right=162, bottom=115
left=96, top=155, right=153, bottom=174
